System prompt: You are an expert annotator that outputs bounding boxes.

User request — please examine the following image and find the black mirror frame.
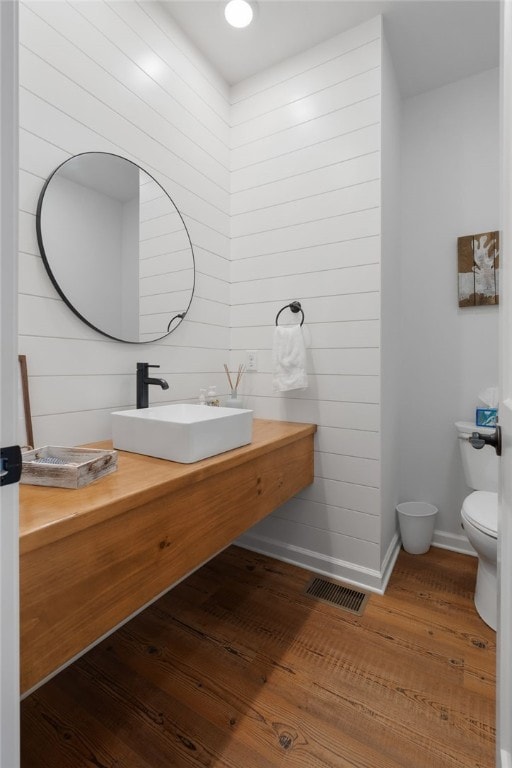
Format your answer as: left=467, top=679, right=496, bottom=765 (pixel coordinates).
left=36, top=151, right=196, bottom=344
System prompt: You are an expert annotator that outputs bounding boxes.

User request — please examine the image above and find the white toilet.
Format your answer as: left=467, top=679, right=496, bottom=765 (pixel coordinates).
left=455, top=421, right=498, bottom=630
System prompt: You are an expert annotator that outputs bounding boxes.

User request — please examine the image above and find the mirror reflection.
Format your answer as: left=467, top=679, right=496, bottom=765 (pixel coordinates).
left=37, top=152, right=195, bottom=343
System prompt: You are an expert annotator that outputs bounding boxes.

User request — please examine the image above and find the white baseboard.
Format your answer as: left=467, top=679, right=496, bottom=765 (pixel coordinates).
left=236, top=531, right=402, bottom=595
left=380, top=531, right=402, bottom=591
left=236, top=526, right=475, bottom=596
left=432, top=528, right=476, bottom=556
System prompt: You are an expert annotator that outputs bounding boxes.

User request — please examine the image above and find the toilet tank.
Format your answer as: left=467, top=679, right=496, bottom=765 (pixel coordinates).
left=455, top=421, right=498, bottom=492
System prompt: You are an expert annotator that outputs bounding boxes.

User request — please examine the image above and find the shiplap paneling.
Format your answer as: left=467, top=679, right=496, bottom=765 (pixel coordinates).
left=231, top=123, right=381, bottom=193
left=231, top=68, right=381, bottom=150
left=298, top=475, right=380, bottom=516
left=41, top=2, right=230, bottom=164
left=231, top=319, right=380, bottom=351
left=19, top=334, right=229, bottom=377
left=28, top=371, right=231, bottom=418
left=106, top=1, right=230, bottom=123
left=230, top=16, right=381, bottom=105
left=231, top=292, right=380, bottom=326
left=237, top=348, right=380, bottom=378
left=230, top=237, right=380, bottom=283
left=235, top=395, right=379, bottom=432
left=231, top=179, right=380, bottom=237
left=316, top=425, right=380, bottom=460
left=314, top=451, right=379, bottom=487
left=231, top=97, right=380, bottom=173
left=232, top=17, right=385, bottom=585
left=19, top=0, right=231, bottom=445
left=20, top=49, right=229, bottom=206
left=244, top=515, right=381, bottom=571
left=19, top=6, right=395, bottom=590
left=380, top=36, right=402, bottom=559
left=275, top=497, right=380, bottom=541
left=231, top=152, right=380, bottom=214
left=231, top=264, right=381, bottom=301
left=71, top=0, right=230, bottom=139
left=231, top=211, right=380, bottom=261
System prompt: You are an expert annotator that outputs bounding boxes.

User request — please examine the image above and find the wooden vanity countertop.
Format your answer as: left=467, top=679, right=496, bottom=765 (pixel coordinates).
left=20, top=417, right=316, bottom=693
left=20, top=418, right=316, bottom=555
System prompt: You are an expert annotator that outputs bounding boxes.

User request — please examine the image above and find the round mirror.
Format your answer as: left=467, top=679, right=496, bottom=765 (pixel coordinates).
left=36, top=152, right=195, bottom=343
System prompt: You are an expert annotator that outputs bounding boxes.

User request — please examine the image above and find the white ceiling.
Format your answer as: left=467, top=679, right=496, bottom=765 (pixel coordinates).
left=162, top=0, right=499, bottom=97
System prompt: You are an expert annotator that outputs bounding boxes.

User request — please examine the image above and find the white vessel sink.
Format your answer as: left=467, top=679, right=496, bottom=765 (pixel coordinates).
left=111, top=403, right=253, bottom=463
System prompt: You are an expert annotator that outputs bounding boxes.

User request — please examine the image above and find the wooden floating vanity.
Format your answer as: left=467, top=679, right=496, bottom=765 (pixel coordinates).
left=19, top=418, right=316, bottom=694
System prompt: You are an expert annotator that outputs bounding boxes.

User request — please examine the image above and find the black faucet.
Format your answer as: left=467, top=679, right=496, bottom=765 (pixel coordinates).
left=136, top=363, right=169, bottom=409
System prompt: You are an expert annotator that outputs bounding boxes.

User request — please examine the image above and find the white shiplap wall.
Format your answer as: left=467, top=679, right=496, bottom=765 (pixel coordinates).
left=19, top=0, right=231, bottom=445
left=230, top=18, right=393, bottom=590
left=19, top=6, right=397, bottom=591
left=380, top=36, right=401, bottom=567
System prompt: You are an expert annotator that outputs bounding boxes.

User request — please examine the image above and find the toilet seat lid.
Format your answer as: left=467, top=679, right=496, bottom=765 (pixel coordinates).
left=462, top=491, right=498, bottom=537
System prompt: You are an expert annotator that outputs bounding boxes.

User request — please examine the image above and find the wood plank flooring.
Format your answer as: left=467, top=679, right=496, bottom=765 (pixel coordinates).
left=21, top=545, right=496, bottom=768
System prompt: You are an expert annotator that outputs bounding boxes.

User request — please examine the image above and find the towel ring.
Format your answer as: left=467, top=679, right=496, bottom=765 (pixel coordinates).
left=275, top=301, right=304, bottom=327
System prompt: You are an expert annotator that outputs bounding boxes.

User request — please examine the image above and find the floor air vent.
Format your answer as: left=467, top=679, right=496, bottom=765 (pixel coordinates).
left=304, top=577, right=369, bottom=616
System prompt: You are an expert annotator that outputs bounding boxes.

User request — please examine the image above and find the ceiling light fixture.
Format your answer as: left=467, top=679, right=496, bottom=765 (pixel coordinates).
left=224, top=0, right=254, bottom=28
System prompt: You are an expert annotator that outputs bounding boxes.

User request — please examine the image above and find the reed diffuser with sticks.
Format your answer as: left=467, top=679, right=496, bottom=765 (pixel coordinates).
left=223, top=363, right=245, bottom=408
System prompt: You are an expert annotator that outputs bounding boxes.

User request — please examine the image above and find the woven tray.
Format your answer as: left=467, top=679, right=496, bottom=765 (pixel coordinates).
left=21, top=446, right=118, bottom=489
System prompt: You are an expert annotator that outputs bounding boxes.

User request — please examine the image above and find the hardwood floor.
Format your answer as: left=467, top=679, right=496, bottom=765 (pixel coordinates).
left=21, top=545, right=496, bottom=768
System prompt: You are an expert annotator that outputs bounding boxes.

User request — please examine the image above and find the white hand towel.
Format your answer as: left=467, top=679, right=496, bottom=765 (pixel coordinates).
left=272, top=325, right=308, bottom=392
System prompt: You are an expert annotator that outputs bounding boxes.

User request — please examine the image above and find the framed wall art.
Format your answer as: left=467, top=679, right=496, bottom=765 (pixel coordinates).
left=458, top=231, right=499, bottom=307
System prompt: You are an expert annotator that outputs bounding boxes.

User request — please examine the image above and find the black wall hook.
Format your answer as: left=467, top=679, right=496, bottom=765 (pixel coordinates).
left=167, top=312, right=185, bottom=332
left=275, top=301, right=305, bottom=326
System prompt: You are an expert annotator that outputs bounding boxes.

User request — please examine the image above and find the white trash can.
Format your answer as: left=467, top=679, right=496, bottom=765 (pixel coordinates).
left=396, top=502, right=438, bottom=555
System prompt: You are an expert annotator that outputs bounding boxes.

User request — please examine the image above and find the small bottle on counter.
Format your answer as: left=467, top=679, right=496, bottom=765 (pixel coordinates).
left=224, top=389, right=244, bottom=408
left=198, top=388, right=207, bottom=405
left=206, top=385, right=220, bottom=406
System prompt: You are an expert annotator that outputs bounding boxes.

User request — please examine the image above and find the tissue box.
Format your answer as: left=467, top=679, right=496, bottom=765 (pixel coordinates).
left=476, top=408, right=497, bottom=427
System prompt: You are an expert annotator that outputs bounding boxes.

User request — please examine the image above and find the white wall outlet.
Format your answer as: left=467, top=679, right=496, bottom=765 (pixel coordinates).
left=246, top=350, right=258, bottom=372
